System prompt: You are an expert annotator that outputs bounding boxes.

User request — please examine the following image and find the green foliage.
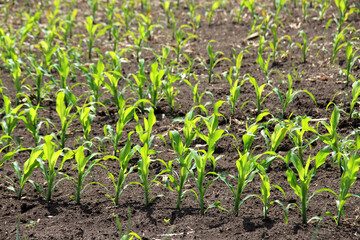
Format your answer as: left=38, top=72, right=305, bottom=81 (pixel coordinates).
left=272, top=74, right=317, bottom=118
left=64, top=145, right=102, bottom=204
left=33, top=135, right=73, bottom=201
left=84, top=16, right=109, bottom=59
left=102, top=133, right=136, bottom=206
left=19, top=105, right=49, bottom=147
left=295, top=30, right=324, bottom=63
left=5, top=149, right=42, bottom=199
left=282, top=145, right=330, bottom=223
left=202, top=40, right=231, bottom=83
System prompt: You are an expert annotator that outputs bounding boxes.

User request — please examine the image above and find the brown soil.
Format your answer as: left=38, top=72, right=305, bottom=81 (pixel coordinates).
left=1, top=0, right=360, bottom=239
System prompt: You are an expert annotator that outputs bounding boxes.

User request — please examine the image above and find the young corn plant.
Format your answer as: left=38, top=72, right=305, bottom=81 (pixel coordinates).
left=101, top=132, right=136, bottom=206
left=104, top=106, right=135, bottom=157
left=59, top=9, right=77, bottom=46
left=281, top=146, right=330, bottom=224
left=5, top=149, right=42, bottom=199
left=318, top=105, right=345, bottom=175
left=19, top=105, right=49, bottom=147
left=202, top=40, right=231, bottom=83
left=172, top=107, right=198, bottom=148
left=295, top=30, right=324, bottom=63
left=260, top=121, right=290, bottom=167
left=148, top=62, right=165, bottom=109
left=286, top=116, right=319, bottom=165
left=194, top=101, right=227, bottom=171
left=50, top=92, right=77, bottom=149
left=172, top=28, right=198, bottom=62
left=165, top=130, right=194, bottom=209
left=188, top=149, right=221, bottom=215
left=133, top=108, right=168, bottom=205
left=80, top=57, right=108, bottom=113
left=128, top=60, right=149, bottom=113
left=33, top=40, right=57, bottom=71
left=225, top=66, right=246, bottom=115
left=77, top=104, right=95, bottom=148
left=242, top=75, right=273, bottom=116
left=25, top=56, right=51, bottom=105
left=162, top=73, right=181, bottom=113
left=64, top=146, right=103, bottom=204
left=342, top=43, right=359, bottom=86
left=33, top=135, right=74, bottom=201
left=268, top=24, right=291, bottom=63
left=232, top=0, right=246, bottom=22
left=205, top=1, right=222, bottom=25
left=272, top=74, right=317, bottom=118
left=240, top=165, right=287, bottom=220
left=314, top=0, right=330, bottom=20
left=325, top=144, right=360, bottom=225
left=84, top=16, right=109, bottom=59
left=334, top=0, right=356, bottom=33
left=1, top=90, right=23, bottom=148
left=130, top=23, right=151, bottom=62
left=331, top=27, right=347, bottom=63
left=104, top=72, right=127, bottom=112
left=6, top=53, right=26, bottom=105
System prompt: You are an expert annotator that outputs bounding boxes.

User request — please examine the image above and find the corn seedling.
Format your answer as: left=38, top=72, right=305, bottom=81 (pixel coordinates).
left=184, top=79, right=213, bottom=107
left=325, top=140, right=360, bottom=225
left=80, top=57, right=108, bottom=113
left=0, top=90, right=23, bottom=148
left=331, top=27, right=347, bottom=63
left=232, top=1, right=246, bottom=22
left=101, top=133, right=136, bottom=206
left=206, top=1, right=222, bottom=26
left=78, top=104, right=95, bottom=147
left=185, top=0, right=200, bottom=23
left=219, top=116, right=275, bottom=215
left=281, top=146, right=330, bottom=224
left=104, top=72, right=128, bottom=112
left=272, top=74, right=317, bottom=118
left=342, top=43, right=359, bottom=86
left=149, top=62, right=165, bottom=109
left=240, top=165, right=287, bottom=219
left=19, top=105, right=49, bottom=147
left=172, top=107, right=198, bottom=148
left=84, top=16, right=109, bottom=59
left=104, top=106, right=135, bottom=157
left=115, top=207, right=142, bottom=240
left=319, top=105, right=344, bottom=175
left=273, top=0, right=289, bottom=21
left=25, top=56, right=53, bottom=105
left=172, top=27, right=198, bottom=62
left=242, top=75, right=273, bottom=116
left=225, top=66, right=245, bottom=115
left=188, top=149, right=221, bottom=215
left=50, top=92, right=77, bottom=149
left=134, top=108, right=168, bottom=205
left=286, top=116, right=318, bottom=165
left=59, top=8, right=77, bottom=46
left=202, top=40, right=231, bottom=83
left=162, top=73, right=180, bottom=113
left=166, top=130, right=194, bottom=209
left=64, top=145, right=103, bottom=204
left=128, top=60, right=148, bottom=113
left=314, top=0, right=330, bottom=20
left=195, top=101, right=227, bottom=171
left=33, top=135, right=73, bottom=201
left=243, top=0, right=257, bottom=19
left=334, top=0, right=355, bottom=33
left=268, top=24, right=291, bottom=63
left=6, top=54, right=26, bottom=105
left=260, top=121, right=290, bottom=167
left=130, top=23, right=150, bottom=62
left=5, top=149, right=42, bottom=199
left=295, top=30, right=324, bottom=63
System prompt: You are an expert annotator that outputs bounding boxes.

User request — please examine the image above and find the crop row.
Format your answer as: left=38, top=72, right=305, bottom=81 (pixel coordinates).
left=0, top=0, right=360, bottom=230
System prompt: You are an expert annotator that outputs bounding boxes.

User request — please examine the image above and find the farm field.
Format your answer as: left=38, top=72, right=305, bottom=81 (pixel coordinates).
left=1, top=0, right=360, bottom=239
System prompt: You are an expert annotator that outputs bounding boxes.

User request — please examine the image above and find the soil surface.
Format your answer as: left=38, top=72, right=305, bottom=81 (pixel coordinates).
left=1, top=0, right=360, bottom=239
